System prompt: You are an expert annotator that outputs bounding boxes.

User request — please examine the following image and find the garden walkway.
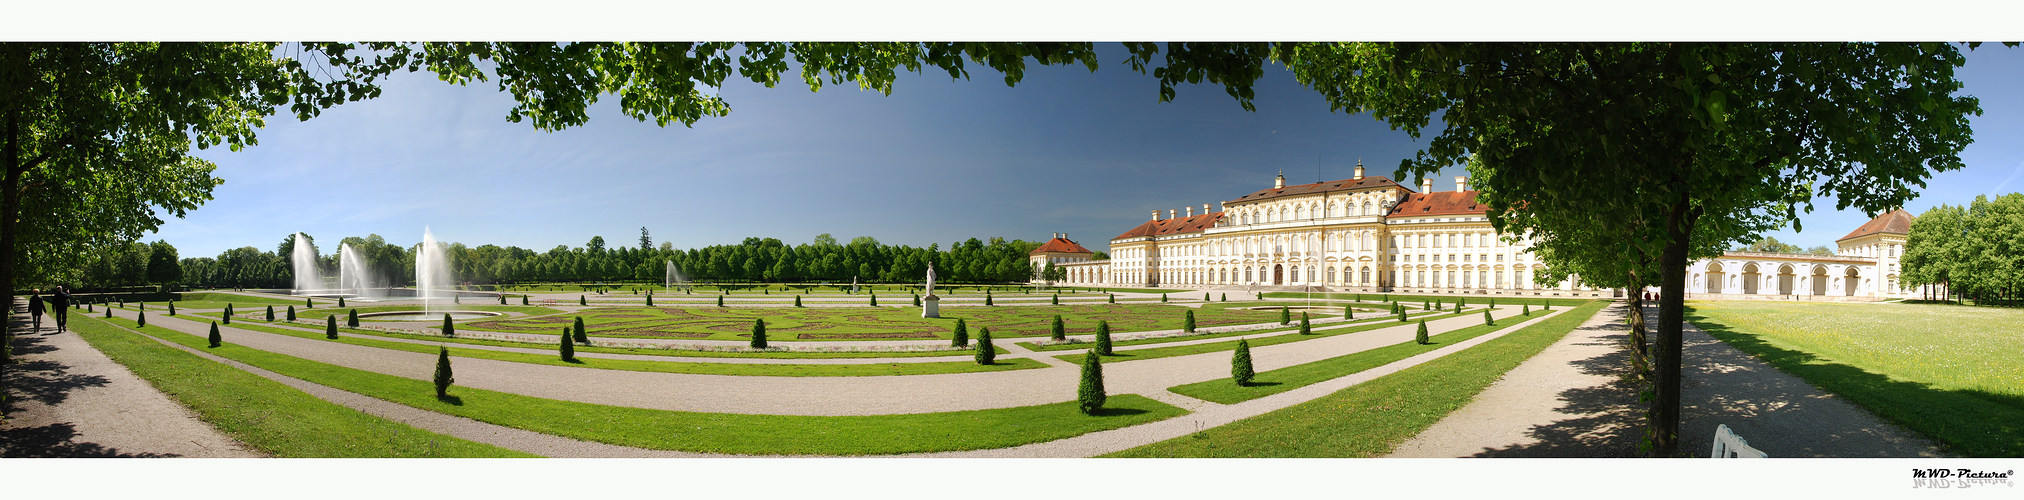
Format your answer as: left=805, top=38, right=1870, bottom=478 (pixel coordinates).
left=1387, top=302, right=1948, bottom=458
left=1, top=298, right=260, bottom=457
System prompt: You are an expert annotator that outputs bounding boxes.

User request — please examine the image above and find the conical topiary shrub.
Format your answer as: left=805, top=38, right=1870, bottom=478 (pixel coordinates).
left=1052, top=295, right=1059, bottom=305
left=717, top=295, right=724, bottom=307
left=1108, top=294, right=1115, bottom=304
left=795, top=295, right=803, bottom=307
left=1184, top=310, right=1196, bottom=333
left=136, top=310, right=146, bottom=327
left=208, top=321, right=222, bottom=348
left=580, top=295, right=587, bottom=306
left=1161, top=293, right=1168, bottom=303
left=223, top=304, right=233, bottom=324
left=347, top=309, right=359, bottom=327
left=869, top=294, right=877, bottom=306
left=521, top=295, right=529, bottom=305
left=1299, top=312, right=1311, bottom=334
left=1484, top=309, right=1495, bottom=325
left=306, top=297, right=313, bottom=308
left=645, top=293, right=653, bottom=306
left=287, top=305, right=297, bottom=321
left=442, top=314, right=455, bottom=337
left=951, top=318, right=969, bottom=347
left=1096, top=320, right=1113, bottom=355
left=750, top=318, right=767, bottom=349
left=573, top=317, right=587, bottom=344
left=1078, top=349, right=1106, bottom=415
left=1344, top=305, right=1353, bottom=320
left=1523, top=304, right=1531, bottom=316
left=1416, top=320, right=1430, bottom=345
left=1280, top=306, right=1290, bottom=325
left=326, top=315, right=339, bottom=339
left=339, top=296, right=347, bottom=307
left=168, top=301, right=176, bottom=316
left=1051, top=315, right=1065, bottom=341
left=1220, top=293, right=1227, bottom=302
left=433, top=346, right=454, bottom=398
left=975, top=328, right=996, bottom=365
left=1232, top=339, right=1255, bottom=386
left=560, top=327, right=575, bottom=362
left=985, top=291, right=993, bottom=306
left=265, top=305, right=275, bottom=321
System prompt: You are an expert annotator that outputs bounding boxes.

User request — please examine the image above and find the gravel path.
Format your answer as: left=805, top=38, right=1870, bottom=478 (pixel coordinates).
left=2, top=299, right=261, bottom=457
left=102, top=301, right=1546, bottom=417
left=1388, top=302, right=1948, bottom=458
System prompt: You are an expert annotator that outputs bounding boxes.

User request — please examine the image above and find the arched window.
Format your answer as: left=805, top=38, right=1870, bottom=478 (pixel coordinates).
left=1327, top=266, right=1336, bottom=283
left=1361, top=266, right=1371, bottom=283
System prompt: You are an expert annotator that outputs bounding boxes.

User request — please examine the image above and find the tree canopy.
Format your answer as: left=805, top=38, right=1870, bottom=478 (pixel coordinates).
left=1903, top=193, right=2024, bottom=304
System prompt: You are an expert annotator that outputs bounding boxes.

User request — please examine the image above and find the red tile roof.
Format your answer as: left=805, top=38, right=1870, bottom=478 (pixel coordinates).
left=1113, top=212, right=1225, bottom=240
left=1388, top=190, right=1486, bottom=216
left=1837, top=209, right=1916, bottom=242
left=1227, top=176, right=1406, bottom=204
left=1029, top=237, right=1094, bottom=255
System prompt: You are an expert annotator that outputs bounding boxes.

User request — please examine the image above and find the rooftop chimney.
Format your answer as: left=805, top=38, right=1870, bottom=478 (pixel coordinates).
left=1455, top=176, right=1468, bottom=192
left=1151, top=210, right=1161, bottom=221
left=1185, top=206, right=1194, bottom=218
left=1353, top=159, right=1365, bottom=180
left=1169, top=209, right=1178, bottom=220
left=1420, top=177, right=1433, bottom=193
left=1274, top=170, right=1285, bottom=189
left=1203, top=203, right=1212, bottom=215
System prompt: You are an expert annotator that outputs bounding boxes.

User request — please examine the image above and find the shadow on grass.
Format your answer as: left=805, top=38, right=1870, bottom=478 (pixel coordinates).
left=1240, top=381, right=1285, bottom=388
left=1087, top=406, right=1153, bottom=417
left=1684, top=309, right=2023, bottom=457
left=435, top=394, right=465, bottom=406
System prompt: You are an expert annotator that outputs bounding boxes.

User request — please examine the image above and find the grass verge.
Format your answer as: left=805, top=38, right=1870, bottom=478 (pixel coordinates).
left=1053, top=308, right=1494, bottom=364
left=93, top=315, right=1187, bottom=455
left=1168, top=309, right=1545, bottom=404
left=1105, top=300, right=1604, bottom=457
left=69, top=315, right=533, bottom=457
left=1017, top=308, right=1446, bottom=352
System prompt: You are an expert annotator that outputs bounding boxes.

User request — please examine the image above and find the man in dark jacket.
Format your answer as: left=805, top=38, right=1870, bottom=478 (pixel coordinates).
left=50, top=286, right=70, bottom=332
left=27, top=289, right=43, bottom=331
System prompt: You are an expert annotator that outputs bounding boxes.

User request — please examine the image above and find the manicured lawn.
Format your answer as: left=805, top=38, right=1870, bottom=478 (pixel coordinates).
left=189, top=319, right=1047, bottom=376
left=1168, top=308, right=1547, bottom=404
left=462, top=303, right=1282, bottom=341
left=1105, top=300, right=1604, bottom=457
left=95, top=316, right=1188, bottom=455
left=69, top=316, right=533, bottom=457
left=236, top=314, right=1005, bottom=359
left=1055, top=308, right=1496, bottom=364
left=1687, top=301, right=2024, bottom=457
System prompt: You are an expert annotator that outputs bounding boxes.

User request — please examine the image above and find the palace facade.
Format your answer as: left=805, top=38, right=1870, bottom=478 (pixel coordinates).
left=1036, top=163, right=1923, bottom=300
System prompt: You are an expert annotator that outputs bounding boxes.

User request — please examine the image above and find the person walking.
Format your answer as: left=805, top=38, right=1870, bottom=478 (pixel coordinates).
left=50, top=285, right=71, bottom=332
left=28, top=289, right=44, bottom=331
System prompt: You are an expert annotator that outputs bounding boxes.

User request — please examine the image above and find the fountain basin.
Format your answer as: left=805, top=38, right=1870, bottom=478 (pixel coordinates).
left=357, top=310, right=504, bottom=321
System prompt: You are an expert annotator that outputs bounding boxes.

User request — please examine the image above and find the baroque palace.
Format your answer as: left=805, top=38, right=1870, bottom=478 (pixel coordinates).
left=1030, top=162, right=1923, bottom=300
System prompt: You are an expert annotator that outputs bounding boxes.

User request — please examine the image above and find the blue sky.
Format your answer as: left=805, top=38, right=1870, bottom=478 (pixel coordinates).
left=152, top=44, right=2024, bottom=258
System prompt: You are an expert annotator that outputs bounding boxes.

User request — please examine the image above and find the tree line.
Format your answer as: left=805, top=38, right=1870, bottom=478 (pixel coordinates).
left=1902, top=193, right=2024, bottom=304
left=64, top=232, right=1053, bottom=291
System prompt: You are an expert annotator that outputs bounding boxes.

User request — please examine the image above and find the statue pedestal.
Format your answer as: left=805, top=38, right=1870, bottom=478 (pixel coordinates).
left=922, top=294, right=940, bottom=318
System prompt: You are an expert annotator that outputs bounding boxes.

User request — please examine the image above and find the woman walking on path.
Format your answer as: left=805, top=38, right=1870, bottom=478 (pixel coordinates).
left=50, top=286, right=70, bottom=332
left=27, top=289, right=44, bottom=331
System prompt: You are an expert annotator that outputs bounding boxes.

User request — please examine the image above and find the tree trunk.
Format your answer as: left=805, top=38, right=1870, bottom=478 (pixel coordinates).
left=1652, top=191, right=1693, bottom=458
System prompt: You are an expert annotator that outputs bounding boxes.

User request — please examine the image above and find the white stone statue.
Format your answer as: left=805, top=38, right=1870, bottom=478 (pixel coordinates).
left=925, top=261, right=937, bottom=296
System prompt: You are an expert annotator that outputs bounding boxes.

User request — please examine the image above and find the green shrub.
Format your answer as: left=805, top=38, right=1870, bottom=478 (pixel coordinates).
left=1078, top=349, right=1106, bottom=415
left=265, top=305, right=275, bottom=321
left=986, top=291, right=994, bottom=306
left=1422, top=301, right=1430, bottom=311
left=347, top=309, right=359, bottom=327
left=1344, top=305, right=1353, bottom=320
left=1522, top=304, right=1531, bottom=316
left=136, top=310, right=146, bottom=327
left=750, top=319, right=768, bottom=349
left=287, top=305, right=297, bottom=321
left=951, top=318, right=969, bottom=347
left=1161, top=293, right=1168, bottom=303
left=103, top=305, right=111, bottom=318
left=326, top=315, right=338, bottom=339
left=1299, top=313, right=1311, bottom=334
left=305, top=297, right=313, bottom=308
left=1221, top=293, right=1227, bottom=302
left=339, top=297, right=346, bottom=307
left=975, top=328, right=996, bottom=365
left=442, top=314, right=456, bottom=337
left=560, top=327, right=575, bottom=362
left=573, top=317, right=587, bottom=344
left=1051, top=315, right=1066, bottom=341
left=1181, top=309, right=1197, bottom=333
left=1397, top=310, right=1407, bottom=323
left=717, top=295, right=725, bottom=307
left=795, top=295, right=803, bottom=307
left=1096, top=320, right=1113, bottom=355
left=1203, top=293, right=1210, bottom=301
left=580, top=295, right=587, bottom=306
left=433, top=346, right=454, bottom=398
left=645, top=293, right=653, bottom=306
left=912, top=294, right=920, bottom=307
left=1232, top=339, right=1255, bottom=386
left=869, top=294, right=878, bottom=306
left=1415, top=320, right=1430, bottom=345
left=1545, top=302, right=1552, bottom=311
left=1279, top=306, right=1290, bottom=325
left=1489, top=298, right=1496, bottom=308
left=1108, top=294, right=1115, bottom=304
left=521, top=295, right=528, bottom=305
left=168, top=301, right=176, bottom=316
left=207, top=321, right=222, bottom=348
left=223, top=304, right=232, bottom=324
left=1484, top=309, right=1495, bottom=325
left=454, top=295, right=461, bottom=304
